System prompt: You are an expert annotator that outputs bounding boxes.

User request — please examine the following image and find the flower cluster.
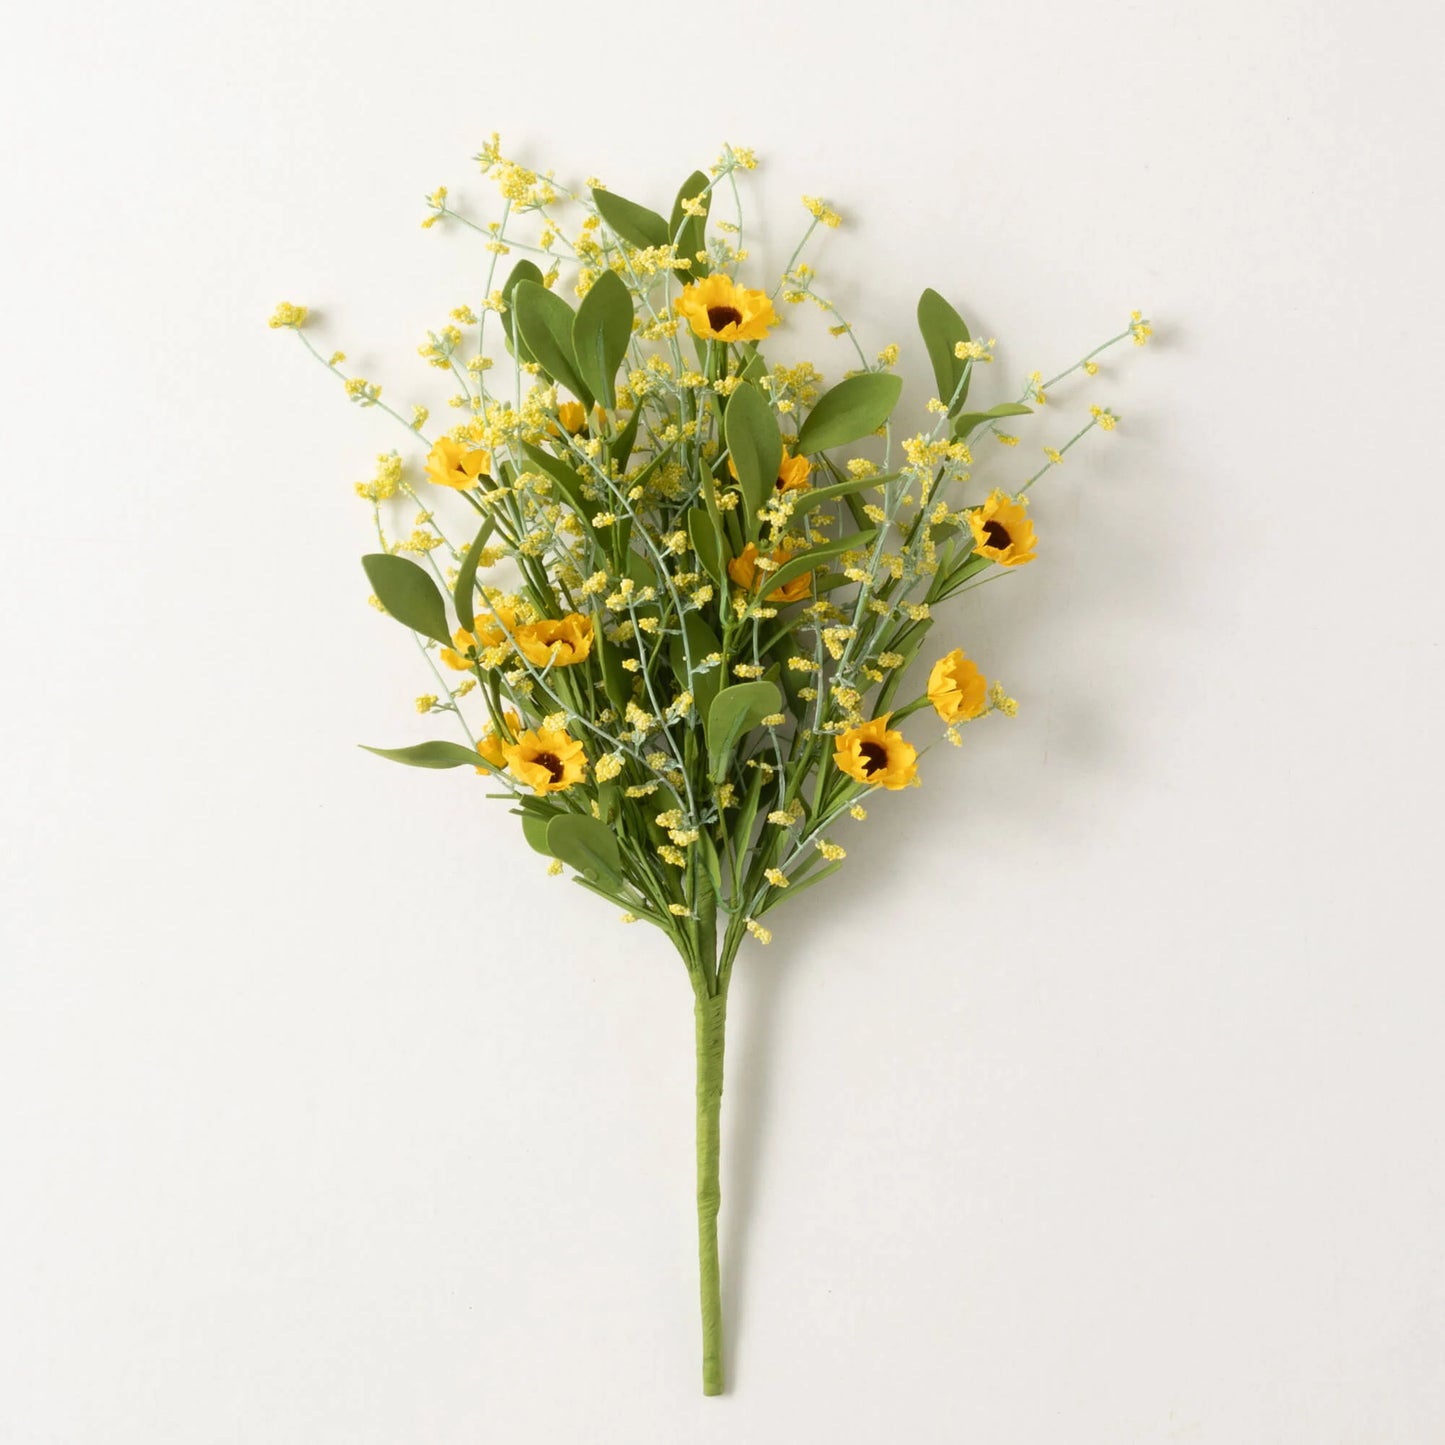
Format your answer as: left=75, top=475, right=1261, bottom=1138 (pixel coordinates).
left=275, top=141, right=1149, bottom=976
left=274, top=140, right=1149, bottom=1395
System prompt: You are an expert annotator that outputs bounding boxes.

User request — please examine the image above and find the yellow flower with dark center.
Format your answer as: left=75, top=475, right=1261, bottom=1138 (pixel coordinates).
left=832, top=715, right=918, bottom=791
left=503, top=725, right=587, bottom=795
left=440, top=606, right=519, bottom=669
left=557, top=401, right=588, bottom=435
left=927, top=649, right=988, bottom=723
left=514, top=612, right=594, bottom=668
left=674, top=273, right=778, bottom=342
left=425, top=435, right=491, bottom=490
left=475, top=710, right=521, bottom=771
left=967, top=490, right=1036, bottom=567
left=727, top=543, right=811, bottom=604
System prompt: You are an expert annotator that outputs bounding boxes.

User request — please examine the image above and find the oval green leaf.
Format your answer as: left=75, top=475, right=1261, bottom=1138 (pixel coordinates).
left=669, top=170, right=711, bottom=278
left=500, top=259, right=544, bottom=362
left=591, top=186, right=669, bottom=250
left=706, top=679, right=783, bottom=783
left=513, top=280, right=592, bottom=408
left=917, top=287, right=972, bottom=412
left=572, top=269, right=633, bottom=410
left=796, top=373, right=903, bottom=456
left=362, top=553, right=452, bottom=646
left=546, top=812, right=625, bottom=888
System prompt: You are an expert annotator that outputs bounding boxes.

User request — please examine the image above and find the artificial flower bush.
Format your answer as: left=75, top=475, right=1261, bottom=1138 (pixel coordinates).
left=273, top=137, right=1150, bottom=1395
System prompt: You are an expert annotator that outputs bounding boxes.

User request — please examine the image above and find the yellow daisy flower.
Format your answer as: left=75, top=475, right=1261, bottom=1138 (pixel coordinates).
left=927, top=649, right=988, bottom=724
left=441, top=606, right=519, bottom=669
left=503, top=725, right=588, bottom=795
left=832, top=715, right=918, bottom=791
left=674, top=273, right=778, bottom=343
left=727, top=543, right=811, bottom=604
left=475, top=710, right=521, bottom=771
left=967, top=490, right=1037, bottom=567
left=513, top=613, right=594, bottom=668
left=425, top=435, right=491, bottom=490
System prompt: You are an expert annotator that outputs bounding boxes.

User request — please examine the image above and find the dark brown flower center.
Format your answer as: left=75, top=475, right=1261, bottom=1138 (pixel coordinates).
left=707, top=304, right=744, bottom=332
left=533, top=751, right=565, bottom=783
left=982, top=519, right=1012, bottom=549
left=858, top=741, right=889, bottom=776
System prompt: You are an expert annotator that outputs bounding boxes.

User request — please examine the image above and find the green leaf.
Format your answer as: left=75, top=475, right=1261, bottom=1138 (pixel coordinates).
left=572, top=269, right=633, bottom=410
left=591, top=186, right=669, bottom=250
left=595, top=631, right=632, bottom=713
left=952, top=401, right=1033, bottom=438
left=546, top=813, right=625, bottom=887
left=784, top=470, right=901, bottom=524
left=706, top=679, right=782, bottom=783
left=724, top=381, right=782, bottom=540
left=521, top=441, right=598, bottom=522
left=360, top=740, right=481, bottom=769
left=669, top=170, right=711, bottom=278
left=611, top=404, right=641, bottom=471
left=730, top=763, right=767, bottom=865
left=758, top=860, right=843, bottom=914
left=520, top=811, right=554, bottom=856
left=764, top=528, right=876, bottom=599
left=453, top=517, right=497, bottom=632
left=512, top=281, right=592, bottom=408
left=362, top=553, right=452, bottom=646
left=796, top=373, right=903, bottom=456
left=917, top=287, right=972, bottom=412
left=688, top=506, right=723, bottom=584
left=668, top=612, right=723, bottom=717
left=500, top=259, right=544, bottom=363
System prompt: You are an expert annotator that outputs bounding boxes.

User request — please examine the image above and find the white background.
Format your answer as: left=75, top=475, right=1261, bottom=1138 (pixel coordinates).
left=3, top=1, right=1443, bottom=1440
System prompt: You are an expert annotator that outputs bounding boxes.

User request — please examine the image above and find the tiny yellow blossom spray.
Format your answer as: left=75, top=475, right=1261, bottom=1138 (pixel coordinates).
left=272, top=137, right=1150, bottom=1396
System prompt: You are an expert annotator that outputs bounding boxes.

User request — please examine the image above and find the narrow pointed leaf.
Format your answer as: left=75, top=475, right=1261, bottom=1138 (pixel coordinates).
left=688, top=506, right=723, bottom=584
left=724, top=381, right=782, bottom=540
left=669, top=170, right=711, bottom=278
left=764, top=528, right=876, bottom=599
left=513, top=281, right=592, bottom=407
left=362, top=553, right=452, bottom=646
left=360, top=740, right=482, bottom=769
left=952, top=401, right=1033, bottom=438
left=453, top=517, right=498, bottom=632
left=784, top=470, right=902, bottom=524
left=591, top=186, right=669, bottom=250
left=917, top=287, right=972, bottom=411
left=572, top=269, right=633, bottom=410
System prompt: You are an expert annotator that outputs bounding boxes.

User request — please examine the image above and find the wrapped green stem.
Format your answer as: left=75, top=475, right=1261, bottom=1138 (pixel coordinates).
left=693, top=985, right=727, bottom=1395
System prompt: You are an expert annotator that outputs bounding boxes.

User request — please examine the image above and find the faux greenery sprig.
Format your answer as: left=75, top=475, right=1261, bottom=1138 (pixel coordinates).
left=272, top=137, right=1150, bottom=1395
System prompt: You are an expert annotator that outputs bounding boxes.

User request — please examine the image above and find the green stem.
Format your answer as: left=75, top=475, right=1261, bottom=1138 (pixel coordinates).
left=693, top=982, right=728, bottom=1395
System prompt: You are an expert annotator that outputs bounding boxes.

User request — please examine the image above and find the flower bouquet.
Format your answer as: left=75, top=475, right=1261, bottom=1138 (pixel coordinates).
left=273, top=137, right=1150, bottom=1394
